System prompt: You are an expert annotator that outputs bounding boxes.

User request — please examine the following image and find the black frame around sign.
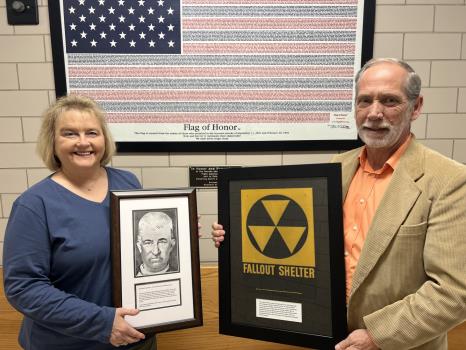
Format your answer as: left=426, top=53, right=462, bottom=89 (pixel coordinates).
left=217, top=164, right=346, bottom=349
left=47, top=1, right=374, bottom=153
left=110, top=188, right=202, bottom=334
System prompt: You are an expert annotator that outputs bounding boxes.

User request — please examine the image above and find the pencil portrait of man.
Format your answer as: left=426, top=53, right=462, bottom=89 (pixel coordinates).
left=133, top=209, right=179, bottom=277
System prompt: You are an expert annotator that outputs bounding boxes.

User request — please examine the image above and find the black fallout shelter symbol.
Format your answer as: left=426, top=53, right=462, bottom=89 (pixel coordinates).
left=246, top=195, right=308, bottom=259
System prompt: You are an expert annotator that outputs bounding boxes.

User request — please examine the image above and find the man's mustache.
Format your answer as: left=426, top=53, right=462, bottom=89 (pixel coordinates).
left=360, top=122, right=391, bottom=129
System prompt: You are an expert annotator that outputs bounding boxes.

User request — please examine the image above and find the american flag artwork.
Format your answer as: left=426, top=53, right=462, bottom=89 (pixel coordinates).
left=58, top=0, right=369, bottom=144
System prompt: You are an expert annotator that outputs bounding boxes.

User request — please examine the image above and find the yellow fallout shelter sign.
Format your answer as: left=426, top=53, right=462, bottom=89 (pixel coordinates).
left=241, top=188, right=315, bottom=274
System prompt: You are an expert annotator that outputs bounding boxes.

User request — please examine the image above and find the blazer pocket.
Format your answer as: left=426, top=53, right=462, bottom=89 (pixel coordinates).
left=397, top=221, right=428, bottom=236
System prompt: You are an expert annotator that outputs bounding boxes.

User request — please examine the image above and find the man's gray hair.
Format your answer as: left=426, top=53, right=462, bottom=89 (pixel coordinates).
left=355, top=58, right=422, bottom=108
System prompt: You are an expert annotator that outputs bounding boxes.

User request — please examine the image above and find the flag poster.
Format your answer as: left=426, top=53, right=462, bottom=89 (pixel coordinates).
left=49, top=0, right=374, bottom=150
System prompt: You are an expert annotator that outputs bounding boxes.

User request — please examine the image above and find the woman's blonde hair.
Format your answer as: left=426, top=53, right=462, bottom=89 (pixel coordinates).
left=37, top=95, right=116, bottom=171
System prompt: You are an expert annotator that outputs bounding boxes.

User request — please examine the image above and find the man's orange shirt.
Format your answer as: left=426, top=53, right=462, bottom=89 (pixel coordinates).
left=343, top=135, right=412, bottom=301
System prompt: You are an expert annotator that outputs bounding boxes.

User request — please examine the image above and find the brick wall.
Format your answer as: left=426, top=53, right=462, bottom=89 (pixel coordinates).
left=1, top=0, right=466, bottom=264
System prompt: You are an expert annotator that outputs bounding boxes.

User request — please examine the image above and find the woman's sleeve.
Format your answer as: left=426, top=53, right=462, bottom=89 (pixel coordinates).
left=130, top=172, right=142, bottom=189
left=3, top=201, right=115, bottom=344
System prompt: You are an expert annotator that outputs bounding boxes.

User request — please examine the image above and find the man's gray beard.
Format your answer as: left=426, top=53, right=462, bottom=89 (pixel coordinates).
left=358, top=111, right=412, bottom=149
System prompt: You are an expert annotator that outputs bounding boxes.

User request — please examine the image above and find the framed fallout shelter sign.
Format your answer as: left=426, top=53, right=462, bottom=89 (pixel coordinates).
left=218, top=164, right=347, bottom=349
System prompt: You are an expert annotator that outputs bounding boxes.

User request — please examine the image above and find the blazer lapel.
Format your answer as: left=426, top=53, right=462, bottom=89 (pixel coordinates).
left=339, top=148, right=361, bottom=199
left=350, top=140, right=425, bottom=297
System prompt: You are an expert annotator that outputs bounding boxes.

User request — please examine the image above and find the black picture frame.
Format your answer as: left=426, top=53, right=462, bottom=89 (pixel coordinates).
left=47, top=1, right=374, bottom=152
left=110, top=188, right=202, bottom=334
left=217, top=164, right=346, bottom=349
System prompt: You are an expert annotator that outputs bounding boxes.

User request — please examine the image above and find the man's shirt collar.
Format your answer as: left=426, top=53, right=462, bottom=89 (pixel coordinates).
left=358, top=134, right=413, bottom=174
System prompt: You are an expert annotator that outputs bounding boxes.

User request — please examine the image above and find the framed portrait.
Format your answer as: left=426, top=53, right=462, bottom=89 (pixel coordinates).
left=217, top=164, right=346, bottom=349
left=48, top=0, right=374, bottom=152
left=110, top=188, right=202, bottom=334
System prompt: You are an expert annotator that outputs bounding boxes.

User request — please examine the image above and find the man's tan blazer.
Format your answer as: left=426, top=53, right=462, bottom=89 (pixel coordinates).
left=332, top=139, right=466, bottom=350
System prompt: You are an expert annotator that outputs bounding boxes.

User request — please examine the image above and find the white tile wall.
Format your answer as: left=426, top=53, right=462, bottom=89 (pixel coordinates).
left=0, top=91, right=49, bottom=117
left=170, top=153, right=227, bottom=166
left=112, top=154, right=169, bottom=167
left=18, top=63, right=55, bottom=89
left=431, top=61, right=466, bottom=86
left=142, top=167, right=189, bottom=188
left=0, top=64, right=19, bottom=89
left=419, top=139, right=454, bottom=157
left=377, top=0, right=405, bottom=3
left=196, top=190, right=218, bottom=215
left=373, top=33, right=403, bottom=58
left=459, top=88, right=466, bottom=112
left=404, top=33, right=462, bottom=59
left=453, top=140, right=466, bottom=162
left=0, top=219, right=7, bottom=241
left=462, top=34, right=466, bottom=59
left=282, top=152, right=335, bottom=165
left=22, top=117, right=43, bottom=142
left=0, top=36, right=46, bottom=62
left=422, top=88, right=458, bottom=113
left=0, top=118, right=23, bottom=142
left=0, top=143, right=43, bottom=168
left=435, top=6, right=466, bottom=32
left=26, top=168, right=52, bottom=186
left=407, top=0, right=464, bottom=3
left=427, top=114, right=466, bottom=138
left=0, top=169, right=28, bottom=193
left=412, top=114, right=428, bottom=139
left=376, top=6, right=434, bottom=32
left=226, top=152, right=282, bottom=166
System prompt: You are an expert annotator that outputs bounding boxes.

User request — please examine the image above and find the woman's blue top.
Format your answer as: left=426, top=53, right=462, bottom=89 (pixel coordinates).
left=3, top=167, right=141, bottom=350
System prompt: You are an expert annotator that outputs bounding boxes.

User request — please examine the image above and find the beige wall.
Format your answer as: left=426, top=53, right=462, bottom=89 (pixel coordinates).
left=1, top=0, right=466, bottom=264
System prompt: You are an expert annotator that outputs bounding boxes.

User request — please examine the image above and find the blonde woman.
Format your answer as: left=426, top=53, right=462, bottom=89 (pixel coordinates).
left=3, top=95, right=155, bottom=350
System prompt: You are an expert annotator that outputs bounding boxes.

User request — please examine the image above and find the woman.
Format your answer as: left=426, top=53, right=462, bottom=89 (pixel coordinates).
left=3, top=95, right=155, bottom=350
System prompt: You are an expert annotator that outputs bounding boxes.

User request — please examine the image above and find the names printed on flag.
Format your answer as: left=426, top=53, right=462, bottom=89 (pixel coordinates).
left=58, top=0, right=368, bottom=142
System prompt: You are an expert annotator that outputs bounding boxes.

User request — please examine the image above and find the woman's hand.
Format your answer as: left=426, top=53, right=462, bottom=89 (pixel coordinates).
left=211, top=222, right=225, bottom=248
left=110, top=308, right=145, bottom=347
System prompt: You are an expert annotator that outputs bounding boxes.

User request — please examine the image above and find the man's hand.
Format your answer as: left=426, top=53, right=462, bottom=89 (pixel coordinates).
left=110, top=308, right=145, bottom=347
left=335, top=329, right=379, bottom=350
left=211, top=222, right=225, bottom=248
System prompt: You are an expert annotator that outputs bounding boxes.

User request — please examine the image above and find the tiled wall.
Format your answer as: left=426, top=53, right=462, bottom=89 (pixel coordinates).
left=1, top=0, right=466, bottom=265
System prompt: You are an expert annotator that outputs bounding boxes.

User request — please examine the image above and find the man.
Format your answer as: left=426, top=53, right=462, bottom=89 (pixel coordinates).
left=136, top=211, right=177, bottom=276
left=212, top=58, right=466, bottom=349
